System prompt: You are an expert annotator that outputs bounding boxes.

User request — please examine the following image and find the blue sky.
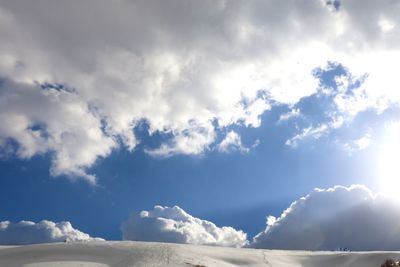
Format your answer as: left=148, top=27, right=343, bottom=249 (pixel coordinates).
left=1, top=63, right=398, bottom=240
left=1, top=0, right=400, bottom=249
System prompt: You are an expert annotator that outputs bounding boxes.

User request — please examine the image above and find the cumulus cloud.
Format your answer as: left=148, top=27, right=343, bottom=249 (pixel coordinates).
left=1, top=0, right=400, bottom=181
left=0, top=220, right=104, bottom=245
left=217, top=131, right=249, bottom=154
left=0, top=78, right=115, bottom=184
left=252, top=185, right=400, bottom=251
left=121, top=205, right=248, bottom=248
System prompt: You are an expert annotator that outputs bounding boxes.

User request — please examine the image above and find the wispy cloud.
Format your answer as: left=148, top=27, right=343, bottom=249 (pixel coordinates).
left=278, top=109, right=301, bottom=122
left=343, top=133, right=372, bottom=153
left=217, top=131, right=249, bottom=154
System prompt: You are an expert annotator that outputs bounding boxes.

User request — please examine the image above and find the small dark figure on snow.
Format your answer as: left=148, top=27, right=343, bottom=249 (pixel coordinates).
left=381, top=258, right=399, bottom=267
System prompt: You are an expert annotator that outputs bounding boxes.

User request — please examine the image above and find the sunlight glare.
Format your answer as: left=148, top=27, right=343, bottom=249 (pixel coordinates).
left=378, top=122, right=400, bottom=200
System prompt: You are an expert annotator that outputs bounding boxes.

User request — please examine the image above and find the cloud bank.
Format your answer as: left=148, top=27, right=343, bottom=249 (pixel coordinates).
left=252, top=185, right=400, bottom=251
left=1, top=0, right=400, bottom=181
left=0, top=220, right=104, bottom=245
left=121, top=205, right=248, bottom=248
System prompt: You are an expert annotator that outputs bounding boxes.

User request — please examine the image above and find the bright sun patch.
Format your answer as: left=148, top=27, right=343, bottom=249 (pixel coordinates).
left=378, top=122, right=400, bottom=199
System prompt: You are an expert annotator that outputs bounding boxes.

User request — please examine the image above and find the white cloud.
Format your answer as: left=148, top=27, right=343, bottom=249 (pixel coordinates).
left=286, top=114, right=345, bottom=147
left=144, top=122, right=216, bottom=157
left=0, top=78, right=116, bottom=184
left=285, top=61, right=374, bottom=148
left=278, top=109, right=301, bottom=122
left=1, top=0, right=400, bottom=180
left=251, top=139, right=261, bottom=148
left=344, top=133, right=372, bottom=153
left=217, top=131, right=249, bottom=154
left=121, top=205, right=248, bottom=248
left=0, top=220, right=104, bottom=245
left=378, top=18, right=395, bottom=33
left=285, top=124, right=330, bottom=147
left=252, top=185, right=400, bottom=251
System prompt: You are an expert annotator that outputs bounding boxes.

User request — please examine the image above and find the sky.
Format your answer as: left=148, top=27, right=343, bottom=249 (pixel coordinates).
left=1, top=0, right=400, bottom=250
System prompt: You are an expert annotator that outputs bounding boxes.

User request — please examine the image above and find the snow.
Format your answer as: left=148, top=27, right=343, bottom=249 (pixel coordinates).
left=0, top=241, right=398, bottom=267
left=24, top=263, right=108, bottom=267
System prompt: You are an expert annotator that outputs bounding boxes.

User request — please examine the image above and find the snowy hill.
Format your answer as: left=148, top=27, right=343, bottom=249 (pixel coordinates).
left=1, top=241, right=399, bottom=267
